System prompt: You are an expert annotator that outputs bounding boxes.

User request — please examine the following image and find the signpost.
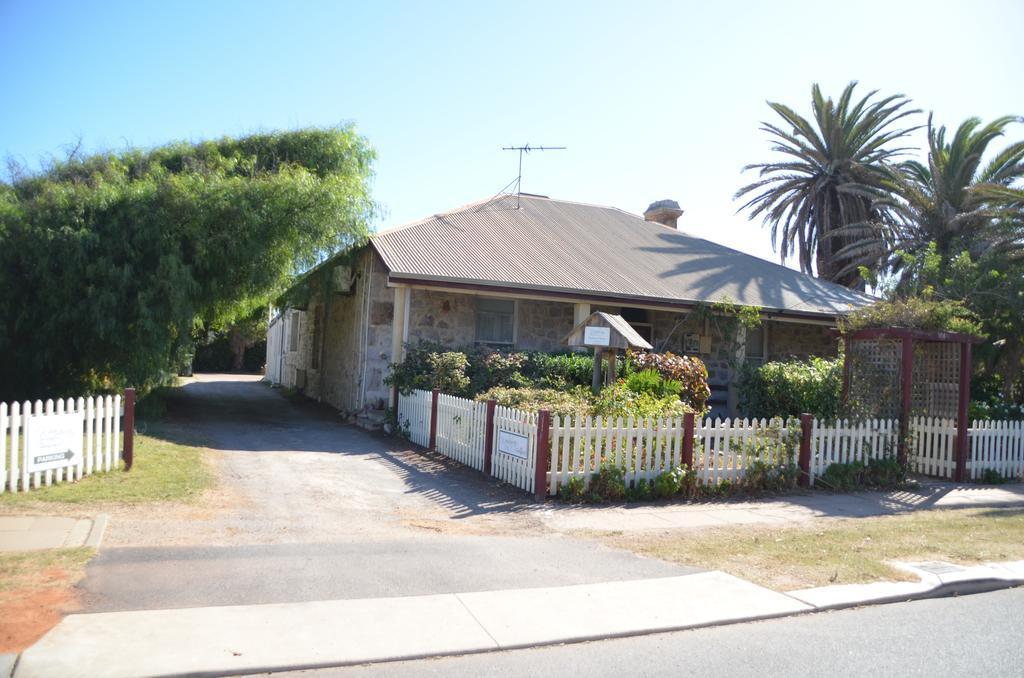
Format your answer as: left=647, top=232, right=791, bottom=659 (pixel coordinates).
left=26, top=412, right=83, bottom=474
left=583, top=326, right=610, bottom=346
left=496, top=429, right=529, bottom=460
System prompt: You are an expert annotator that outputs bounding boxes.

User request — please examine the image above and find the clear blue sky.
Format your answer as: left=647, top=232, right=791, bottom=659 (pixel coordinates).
left=2, top=0, right=1022, bottom=265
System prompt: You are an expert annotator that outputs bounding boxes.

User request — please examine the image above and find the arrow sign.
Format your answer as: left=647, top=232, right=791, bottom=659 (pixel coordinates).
left=26, top=412, right=84, bottom=473
left=33, top=450, right=75, bottom=465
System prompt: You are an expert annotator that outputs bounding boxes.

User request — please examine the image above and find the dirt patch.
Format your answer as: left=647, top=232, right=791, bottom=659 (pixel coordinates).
left=0, top=550, right=92, bottom=653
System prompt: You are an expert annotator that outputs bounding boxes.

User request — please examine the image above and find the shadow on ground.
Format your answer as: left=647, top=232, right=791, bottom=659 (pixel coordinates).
left=144, top=374, right=536, bottom=521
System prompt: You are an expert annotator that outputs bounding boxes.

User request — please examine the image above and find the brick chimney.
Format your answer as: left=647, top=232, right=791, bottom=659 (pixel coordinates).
left=643, top=199, right=684, bottom=229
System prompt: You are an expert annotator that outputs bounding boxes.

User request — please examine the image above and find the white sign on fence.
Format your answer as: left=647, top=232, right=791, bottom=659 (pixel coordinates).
left=26, top=412, right=83, bottom=473
left=497, top=429, right=529, bottom=459
left=583, top=326, right=611, bottom=346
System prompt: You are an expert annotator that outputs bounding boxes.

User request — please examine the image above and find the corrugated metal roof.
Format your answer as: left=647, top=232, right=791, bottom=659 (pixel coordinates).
left=371, top=194, right=875, bottom=317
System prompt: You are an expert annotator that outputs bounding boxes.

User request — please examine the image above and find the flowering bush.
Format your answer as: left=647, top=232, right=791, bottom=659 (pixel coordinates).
left=592, top=382, right=693, bottom=419
left=628, top=351, right=710, bottom=411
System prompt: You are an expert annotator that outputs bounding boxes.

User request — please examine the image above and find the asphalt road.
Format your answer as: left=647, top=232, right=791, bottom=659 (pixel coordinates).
left=82, top=374, right=694, bottom=612
left=80, top=537, right=692, bottom=611
left=282, top=587, right=1024, bottom=678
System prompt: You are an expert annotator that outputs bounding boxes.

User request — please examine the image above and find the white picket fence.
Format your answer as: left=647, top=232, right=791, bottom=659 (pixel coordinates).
left=1, top=395, right=123, bottom=493
left=491, top=406, right=540, bottom=494
left=808, top=418, right=900, bottom=486
left=434, top=393, right=488, bottom=471
left=395, top=387, right=1024, bottom=497
left=396, top=389, right=432, bottom=448
left=969, top=419, right=1024, bottom=481
left=695, top=417, right=798, bottom=486
left=909, top=416, right=958, bottom=479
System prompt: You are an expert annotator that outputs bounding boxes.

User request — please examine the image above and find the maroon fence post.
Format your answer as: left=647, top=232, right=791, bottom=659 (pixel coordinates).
left=534, top=410, right=551, bottom=501
left=123, top=388, right=136, bottom=471
left=954, top=340, right=972, bottom=482
left=483, top=399, right=496, bottom=476
left=682, top=412, right=695, bottom=468
left=428, top=389, right=439, bottom=451
left=798, top=413, right=812, bottom=487
left=391, top=384, right=399, bottom=414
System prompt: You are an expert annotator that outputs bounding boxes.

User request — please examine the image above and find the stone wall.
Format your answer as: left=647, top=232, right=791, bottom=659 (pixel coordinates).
left=407, top=289, right=476, bottom=347
left=515, top=299, right=575, bottom=351
left=404, top=292, right=576, bottom=353
left=767, top=322, right=838, bottom=361
left=277, top=248, right=393, bottom=415
left=277, top=264, right=839, bottom=419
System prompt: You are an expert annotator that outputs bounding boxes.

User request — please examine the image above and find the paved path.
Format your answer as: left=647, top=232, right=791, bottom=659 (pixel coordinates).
left=17, top=573, right=809, bottom=678
left=0, top=515, right=106, bottom=552
left=79, top=374, right=694, bottom=613
left=291, top=587, right=1024, bottom=678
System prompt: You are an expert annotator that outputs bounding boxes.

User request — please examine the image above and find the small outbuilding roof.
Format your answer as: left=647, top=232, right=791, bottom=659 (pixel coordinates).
left=372, top=194, right=874, bottom=319
left=564, top=312, right=654, bottom=351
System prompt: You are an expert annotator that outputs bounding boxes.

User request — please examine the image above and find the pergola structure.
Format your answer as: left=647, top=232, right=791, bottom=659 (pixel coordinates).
left=842, top=327, right=983, bottom=481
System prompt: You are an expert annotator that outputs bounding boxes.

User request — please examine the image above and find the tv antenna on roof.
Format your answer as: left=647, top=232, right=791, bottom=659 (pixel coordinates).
left=502, top=143, right=566, bottom=208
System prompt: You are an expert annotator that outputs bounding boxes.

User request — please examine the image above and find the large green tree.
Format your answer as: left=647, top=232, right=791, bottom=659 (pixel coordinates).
left=840, top=115, right=1024, bottom=278
left=0, top=126, right=375, bottom=399
left=735, top=82, right=919, bottom=287
left=849, top=115, right=1024, bottom=399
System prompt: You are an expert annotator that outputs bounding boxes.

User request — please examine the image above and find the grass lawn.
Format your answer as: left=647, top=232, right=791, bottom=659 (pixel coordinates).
left=600, top=508, right=1024, bottom=591
left=0, top=425, right=213, bottom=506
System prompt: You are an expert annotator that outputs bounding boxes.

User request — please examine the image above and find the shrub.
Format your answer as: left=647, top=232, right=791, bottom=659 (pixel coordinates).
left=626, top=478, right=653, bottom=502
left=476, top=386, right=593, bottom=417
left=979, top=468, right=1006, bottom=485
left=969, top=399, right=1024, bottom=421
left=628, top=351, right=710, bottom=411
left=386, top=344, right=472, bottom=396
left=743, top=460, right=800, bottom=493
left=592, top=382, right=694, bottom=420
left=819, top=457, right=904, bottom=490
left=587, top=464, right=627, bottom=502
left=841, top=297, right=983, bottom=336
left=467, top=350, right=529, bottom=394
left=653, top=466, right=689, bottom=499
left=558, top=476, right=587, bottom=503
left=737, top=357, right=842, bottom=419
left=522, top=352, right=602, bottom=389
left=625, top=369, right=682, bottom=399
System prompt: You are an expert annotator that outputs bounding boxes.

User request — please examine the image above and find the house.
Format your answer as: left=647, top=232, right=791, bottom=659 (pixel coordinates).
left=265, top=193, right=873, bottom=425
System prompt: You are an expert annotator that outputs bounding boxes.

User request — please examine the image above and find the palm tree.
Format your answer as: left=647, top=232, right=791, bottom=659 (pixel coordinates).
left=735, top=82, right=919, bottom=288
left=852, top=115, right=1024, bottom=276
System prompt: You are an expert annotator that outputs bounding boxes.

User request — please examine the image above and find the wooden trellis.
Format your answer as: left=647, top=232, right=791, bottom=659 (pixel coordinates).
left=842, top=328, right=982, bottom=481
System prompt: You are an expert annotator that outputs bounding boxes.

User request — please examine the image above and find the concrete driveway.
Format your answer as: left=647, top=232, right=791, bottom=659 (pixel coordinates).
left=81, top=374, right=694, bottom=612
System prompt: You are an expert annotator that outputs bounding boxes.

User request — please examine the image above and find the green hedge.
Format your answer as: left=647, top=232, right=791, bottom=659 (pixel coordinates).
left=737, top=357, right=842, bottom=420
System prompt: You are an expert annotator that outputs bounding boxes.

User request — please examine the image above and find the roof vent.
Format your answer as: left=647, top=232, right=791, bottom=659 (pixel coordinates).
left=643, top=199, right=684, bottom=229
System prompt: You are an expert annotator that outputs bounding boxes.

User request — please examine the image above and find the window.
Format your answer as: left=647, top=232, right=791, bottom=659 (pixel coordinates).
left=476, top=298, right=515, bottom=346
left=311, top=305, right=323, bottom=369
left=746, top=324, right=766, bottom=362
left=287, top=312, right=301, bottom=353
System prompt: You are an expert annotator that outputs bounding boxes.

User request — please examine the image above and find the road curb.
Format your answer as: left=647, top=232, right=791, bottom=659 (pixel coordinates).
left=84, top=514, right=108, bottom=549
left=787, top=560, right=1024, bottom=611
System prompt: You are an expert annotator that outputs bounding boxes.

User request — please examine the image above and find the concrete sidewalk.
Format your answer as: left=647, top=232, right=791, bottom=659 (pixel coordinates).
left=16, top=573, right=810, bottom=677
left=0, top=515, right=107, bottom=552
left=542, top=482, right=1024, bottom=532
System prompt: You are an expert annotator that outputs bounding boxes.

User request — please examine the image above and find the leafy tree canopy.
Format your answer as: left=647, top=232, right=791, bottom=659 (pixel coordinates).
left=0, top=126, right=375, bottom=399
